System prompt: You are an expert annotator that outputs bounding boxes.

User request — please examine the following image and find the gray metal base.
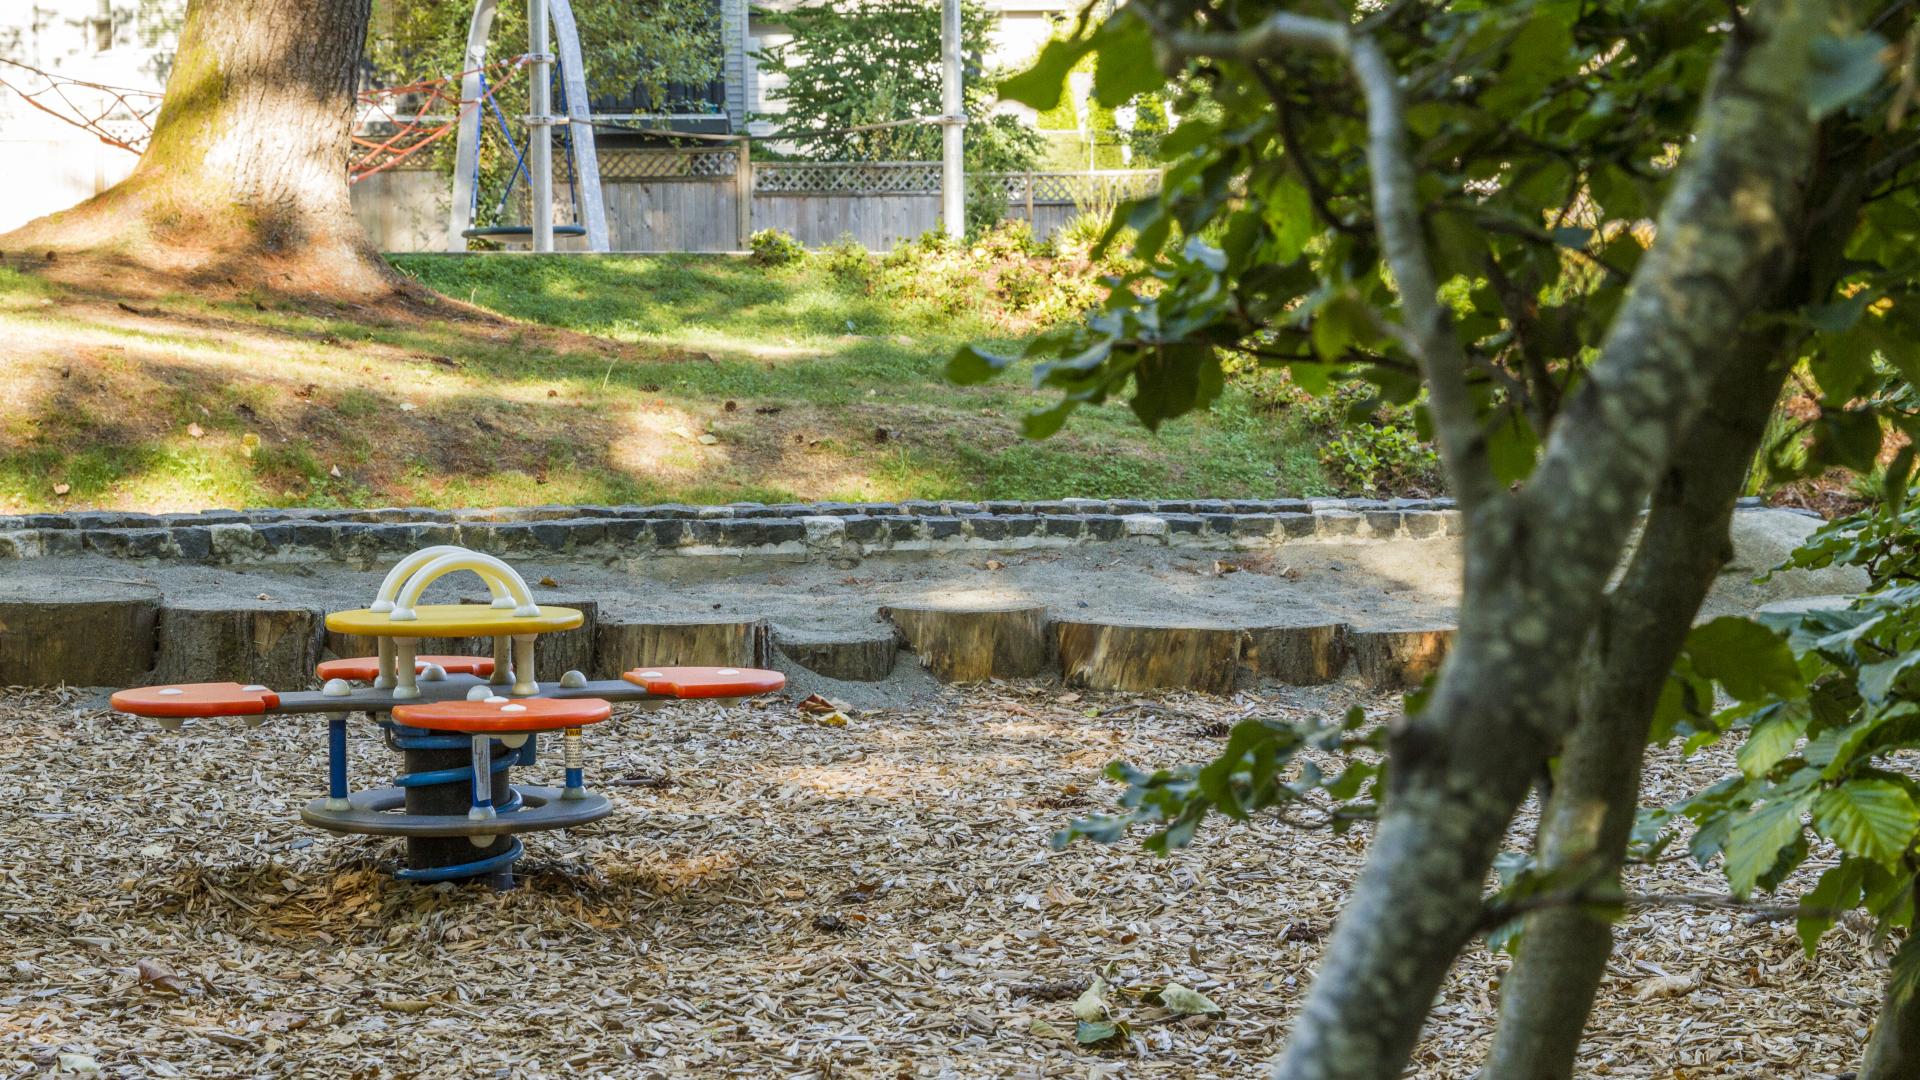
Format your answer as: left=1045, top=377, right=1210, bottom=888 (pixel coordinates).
left=301, top=784, right=611, bottom=838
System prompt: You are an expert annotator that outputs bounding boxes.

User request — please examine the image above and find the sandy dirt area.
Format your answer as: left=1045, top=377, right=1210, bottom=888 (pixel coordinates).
left=0, top=679, right=1886, bottom=1079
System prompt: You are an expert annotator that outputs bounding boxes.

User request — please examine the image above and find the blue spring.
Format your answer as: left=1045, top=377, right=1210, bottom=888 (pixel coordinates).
left=382, top=720, right=537, bottom=882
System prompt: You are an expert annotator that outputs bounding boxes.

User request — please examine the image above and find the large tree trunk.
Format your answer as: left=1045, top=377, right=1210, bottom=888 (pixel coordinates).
left=1481, top=348, right=1790, bottom=1079
left=3, top=0, right=393, bottom=297
left=1268, top=5, right=1836, bottom=1076
left=1483, top=116, right=1875, bottom=1080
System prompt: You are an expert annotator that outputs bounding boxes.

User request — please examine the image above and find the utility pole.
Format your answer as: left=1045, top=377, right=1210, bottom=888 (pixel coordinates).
left=939, top=0, right=964, bottom=241
left=528, top=0, right=554, bottom=252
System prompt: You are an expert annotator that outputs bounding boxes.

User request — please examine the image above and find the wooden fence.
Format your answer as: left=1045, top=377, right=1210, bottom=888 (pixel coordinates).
left=351, top=149, right=1163, bottom=254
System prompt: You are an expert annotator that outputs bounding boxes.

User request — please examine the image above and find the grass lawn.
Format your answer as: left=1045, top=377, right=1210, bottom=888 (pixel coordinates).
left=0, top=253, right=1331, bottom=512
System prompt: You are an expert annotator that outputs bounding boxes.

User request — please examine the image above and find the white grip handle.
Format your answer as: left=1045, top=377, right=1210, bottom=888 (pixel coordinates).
left=387, top=551, right=540, bottom=621
left=371, top=545, right=514, bottom=612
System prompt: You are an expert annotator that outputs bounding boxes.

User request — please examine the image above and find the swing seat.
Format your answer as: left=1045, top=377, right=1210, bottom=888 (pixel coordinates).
left=462, top=224, right=587, bottom=239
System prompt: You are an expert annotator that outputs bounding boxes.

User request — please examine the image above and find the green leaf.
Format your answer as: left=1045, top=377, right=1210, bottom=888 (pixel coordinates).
left=1813, top=780, right=1919, bottom=865
left=946, top=343, right=1013, bottom=385
left=1799, top=859, right=1866, bottom=956
left=999, top=35, right=1095, bottom=110
left=1075, top=1020, right=1120, bottom=1044
left=1269, top=176, right=1317, bottom=264
left=1092, top=16, right=1164, bottom=106
left=1724, top=794, right=1811, bottom=898
left=1807, top=33, right=1889, bottom=118
left=1818, top=408, right=1885, bottom=473
left=1686, top=618, right=1804, bottom=702
left=1485, top=410, right=1540, bottom=487
left=1886, top=445, right=1917, bottom=515
left=1022, top=401, right=1078, bottom=439
left=1738, top=711, right=1806, bottom=780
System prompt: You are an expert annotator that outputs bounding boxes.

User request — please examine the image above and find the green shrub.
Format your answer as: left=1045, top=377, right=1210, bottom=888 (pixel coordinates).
left=974, top=219, right=1042, bottom=261
left=820, top=233, right=873, bottom=287
left=996, top=262, right=1045, bottom=310
left=1292, top=382, right=1442, bottom=495
left=749, top=228, right=806, bottom=267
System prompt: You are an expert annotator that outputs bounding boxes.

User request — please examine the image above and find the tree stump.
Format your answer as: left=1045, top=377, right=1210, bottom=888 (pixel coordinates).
left=879, top=603, right=1050, bottom=683
left=593, top=616, right=769, bottom=672
left=0, top=578, right=161, bottom=687
left=1351, top=626, right=1455, bottom=690
left=447, top=595, right=599, bottom=678
left=772, top=626, right=899, bottom=682
left=155, top=599, right=323, bottom=688
left=1054, top=621, right=1245, bottom=695
left=1244, top=624, right=1350, bottom=685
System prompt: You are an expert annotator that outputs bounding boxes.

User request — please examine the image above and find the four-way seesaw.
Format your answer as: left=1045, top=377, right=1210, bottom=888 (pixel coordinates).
left=109, top=545, right=785, bottom=889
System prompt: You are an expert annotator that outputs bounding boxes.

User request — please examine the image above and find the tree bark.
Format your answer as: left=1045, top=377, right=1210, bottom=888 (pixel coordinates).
left=1861, top=930, right=1920, bottom=1080
left=1269, top=5, right=1836, bottom=1077
left=1482, top=346, right=1790, bottom=1079
left=1054, top=621, right=1245, bottom=694
left=1483, top=103, right=1876, bottom=1080
left=3, top=0, right=394, bottom=296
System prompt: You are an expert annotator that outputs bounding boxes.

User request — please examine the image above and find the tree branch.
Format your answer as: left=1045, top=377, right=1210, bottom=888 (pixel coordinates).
left=1162, top=14, right=1497, bottom=512
left=1164, top=12, right=1351, bottom=61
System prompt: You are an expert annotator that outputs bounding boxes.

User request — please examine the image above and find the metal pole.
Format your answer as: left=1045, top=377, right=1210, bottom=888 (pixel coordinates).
left=735, top=136, right=753, bottom=251
left=448, top=0, right=499, bottom=251
left=940, top=0, right=964, bottom=241
left=528, top=0, right=554, bottom=252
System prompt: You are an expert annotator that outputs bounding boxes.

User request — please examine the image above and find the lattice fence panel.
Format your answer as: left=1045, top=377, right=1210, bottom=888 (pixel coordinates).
left=754, top=162, right=942, bottom=195
left=1005, top=171, right=1164, bottom=203
left=597, top=148, right=739, bottom=181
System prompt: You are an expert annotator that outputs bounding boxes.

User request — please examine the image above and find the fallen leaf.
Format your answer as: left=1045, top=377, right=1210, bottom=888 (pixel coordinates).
left=539, top=576, right=558, bottom=587
left=985, top=559, right=1005, bottom=571
left=137, top=958, right=187, bottom=995
left=186, top=423, right=204, bottom=438
left=1028, top=1018, right=1063, bottom=1038
left=398, top=402, right=418, bottom=412
left=328, top=465, right=341, bottom=478
left=1633, top=973, right=1700, bottom=1001
left=381, top=998, right=435, bottom=1013
left=55, top=1053, right=99, bottom=1073
left=203, top=1031, right=255, bottom=1049
left=1073, top=976, right=1111, bottom=1022
left=52, top=482, right=71, bottom=496
left=1074, top=1020, right=1120, bottom=1045
left=1158, top=982, right=1222, bottom=1016
left=697, top=433, right=719, bottom=445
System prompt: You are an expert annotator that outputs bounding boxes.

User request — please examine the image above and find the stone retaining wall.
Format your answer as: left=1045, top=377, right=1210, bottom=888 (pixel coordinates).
left=0, top=497, right=1470, bottom=564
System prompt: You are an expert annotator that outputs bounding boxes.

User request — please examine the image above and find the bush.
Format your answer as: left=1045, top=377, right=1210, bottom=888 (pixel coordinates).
left=974, top=219, right=1042, bottom=261
left=749, top=228, right=806, bottom=267
left=820, top=233, right=873, bottom=287
left=1292, top=381, right=1443, bottom=495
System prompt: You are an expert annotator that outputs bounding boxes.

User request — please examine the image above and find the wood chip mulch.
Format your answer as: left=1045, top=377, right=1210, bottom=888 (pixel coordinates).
left=0, top=683, right=1889, bottom=1077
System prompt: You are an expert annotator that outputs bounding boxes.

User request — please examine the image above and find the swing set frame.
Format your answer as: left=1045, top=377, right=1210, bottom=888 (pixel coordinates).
left=448, top=0, right=610, bottom=252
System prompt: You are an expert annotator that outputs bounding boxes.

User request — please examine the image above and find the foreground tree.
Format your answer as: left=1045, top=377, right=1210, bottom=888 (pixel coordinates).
left=961, top=1, right=1917, bottom=1075
left=3, top=0, right=392, bottom=296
